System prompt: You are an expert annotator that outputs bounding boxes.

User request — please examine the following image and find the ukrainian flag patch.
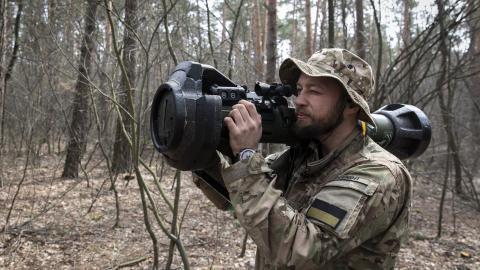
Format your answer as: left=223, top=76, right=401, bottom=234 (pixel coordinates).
left=306, top=199, right=347, bottom=229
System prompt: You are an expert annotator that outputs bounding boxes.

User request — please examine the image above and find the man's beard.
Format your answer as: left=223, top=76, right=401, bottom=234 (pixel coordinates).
left=293, top=99, right=346, bottom=140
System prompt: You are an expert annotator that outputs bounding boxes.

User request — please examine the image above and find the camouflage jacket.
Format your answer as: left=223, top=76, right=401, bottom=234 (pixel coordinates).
left=197, top=129, right=412, bottom=269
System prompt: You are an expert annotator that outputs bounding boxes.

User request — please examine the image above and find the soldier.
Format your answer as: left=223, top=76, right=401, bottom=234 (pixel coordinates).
left=195, top=48, right=412, bottom=269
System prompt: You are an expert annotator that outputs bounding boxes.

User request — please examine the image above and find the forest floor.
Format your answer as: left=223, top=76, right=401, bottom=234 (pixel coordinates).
left=0, top=153, right=479, bottom=269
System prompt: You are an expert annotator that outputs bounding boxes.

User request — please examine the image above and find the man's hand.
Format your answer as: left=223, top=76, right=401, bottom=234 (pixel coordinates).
left=224, top=100, right=262, bottom=156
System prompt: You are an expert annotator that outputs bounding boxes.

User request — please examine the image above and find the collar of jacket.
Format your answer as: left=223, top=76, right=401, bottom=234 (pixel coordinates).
left=302, top=128, right=365, bottom=177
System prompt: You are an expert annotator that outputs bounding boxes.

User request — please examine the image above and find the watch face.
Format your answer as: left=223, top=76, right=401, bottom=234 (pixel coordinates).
left=239, top=149, right=255, bottom=160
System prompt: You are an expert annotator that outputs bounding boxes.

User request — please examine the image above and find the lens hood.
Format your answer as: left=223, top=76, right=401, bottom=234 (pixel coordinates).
left=150, top=61, right=223, bottom=170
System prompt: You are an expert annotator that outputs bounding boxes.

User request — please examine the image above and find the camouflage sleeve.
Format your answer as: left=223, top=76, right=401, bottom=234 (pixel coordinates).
left=221, top=152, right=407, bottom=269
left=191, top=149, right=290, bottom=211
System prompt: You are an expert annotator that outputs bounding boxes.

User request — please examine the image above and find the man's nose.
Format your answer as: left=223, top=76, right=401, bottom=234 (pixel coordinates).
left=294, top=92, right=307, bottom=107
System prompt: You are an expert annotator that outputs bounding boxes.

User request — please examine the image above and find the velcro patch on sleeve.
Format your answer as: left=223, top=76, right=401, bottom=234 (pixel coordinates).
left=306, top=199, right=347, bottom=229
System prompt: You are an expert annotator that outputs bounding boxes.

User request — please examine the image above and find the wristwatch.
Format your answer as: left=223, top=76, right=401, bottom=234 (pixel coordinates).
left=238, top=148, right=256, bottom=161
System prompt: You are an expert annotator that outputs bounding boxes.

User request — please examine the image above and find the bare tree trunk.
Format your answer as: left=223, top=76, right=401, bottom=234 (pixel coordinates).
left=165, top=170, right=182, bottom=270
left=98, top=0, right=112, bottom=129
left=1, top=0, right=22, bottom=148
left=195, top=0, right=203, bottom=61
left=264, top=0, right=283, bottom=155
left=320, top=0, right=327, bottom=48
left=227, top=0, right=246, bottom=79
left=62, top=0, right=98, bottom=178
left=0, top=0, right=6, bottom=186
left=265, top=0, right=277, bottom=83
left=467, top=0, right=480, bottom=150
left=63, top=0, right=74, bottom=55
left=305, top=0, right=313, bottom=56
left=161, top=0, right=177, bottom=65
left=105, top=0, right=112, bottom=55
left=291, top=0, right=297, bottom=55
left=252, top=0, right=264, bottom=81
left=221, top=2, right=228, bottom=58
left=0, top=0, right=6, bottom=119
left=341, top=0, right=347, bottom=48
left=437, top=143, right=450, bottom=238
left=48, top=0, right=56, bottom=26
left=402, top=0, right=414, bottom=103
left=111, top=0, right=138, bottom=174
left=263, top=2, right=268, bottom=59
left=435, top=0, right=463, bottom=194
left=402, top=0, right=412, bottom=46
left=312, top=0, right=321, bottom=50
left=328, top=0, right=334, bottom=47
left=369, top=0, right=382, bottom=93
left=355, top=0, right=366, bottom=59
left=205, top=0, right=218, bottom=68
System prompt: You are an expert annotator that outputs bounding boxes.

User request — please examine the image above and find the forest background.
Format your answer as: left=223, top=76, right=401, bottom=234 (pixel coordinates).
left=0, top=0, right=479, bottom=269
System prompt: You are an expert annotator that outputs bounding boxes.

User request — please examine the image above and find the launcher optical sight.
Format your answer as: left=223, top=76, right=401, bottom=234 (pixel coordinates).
left=150, top=61, right=432, bottom=171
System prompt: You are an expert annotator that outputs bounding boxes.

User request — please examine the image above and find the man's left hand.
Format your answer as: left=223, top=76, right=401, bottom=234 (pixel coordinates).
left=224, top=100, right=262, bottom=156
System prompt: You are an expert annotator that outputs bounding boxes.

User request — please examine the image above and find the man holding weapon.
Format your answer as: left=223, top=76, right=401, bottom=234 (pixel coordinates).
left=213, top=48, right=412, bottom=269
left=150, top=48, right=431, bottom=269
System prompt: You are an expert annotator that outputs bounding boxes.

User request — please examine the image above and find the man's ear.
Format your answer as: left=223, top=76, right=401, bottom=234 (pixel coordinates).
left=345, top=102, right=360, bottom=116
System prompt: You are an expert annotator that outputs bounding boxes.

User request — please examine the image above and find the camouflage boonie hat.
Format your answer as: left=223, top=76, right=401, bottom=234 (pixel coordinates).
left=279, top=48, right=376, bottom=127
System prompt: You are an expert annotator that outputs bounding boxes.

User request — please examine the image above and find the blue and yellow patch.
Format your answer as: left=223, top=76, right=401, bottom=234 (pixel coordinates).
left=306, top=199, right=347, bottom=229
